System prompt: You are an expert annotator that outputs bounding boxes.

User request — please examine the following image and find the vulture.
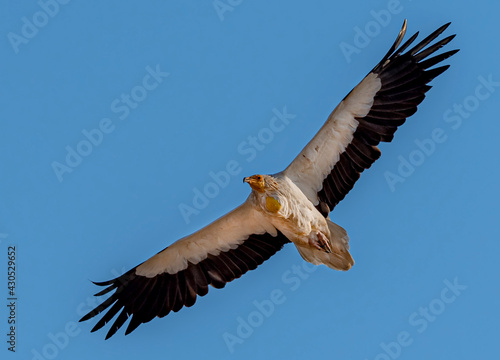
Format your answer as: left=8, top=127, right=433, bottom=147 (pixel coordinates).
left=80, top=20, right=458, bottom=339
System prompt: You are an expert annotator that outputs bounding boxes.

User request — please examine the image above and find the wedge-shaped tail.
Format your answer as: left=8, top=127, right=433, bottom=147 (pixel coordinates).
left=295, top=220, right=354, bottom=271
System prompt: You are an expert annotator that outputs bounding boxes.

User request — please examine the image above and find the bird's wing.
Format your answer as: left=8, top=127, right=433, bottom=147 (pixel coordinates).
left=284, top=20, right=458, bottom=215
left=79, top=200, right=290, bottom=339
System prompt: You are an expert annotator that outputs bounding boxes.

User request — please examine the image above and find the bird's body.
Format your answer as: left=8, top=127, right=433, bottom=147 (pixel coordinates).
left=246, top=173, right=353, bottom=270
left=80, top=20, right=458, bottom=339
left=250, top=174, right=326, bottom=242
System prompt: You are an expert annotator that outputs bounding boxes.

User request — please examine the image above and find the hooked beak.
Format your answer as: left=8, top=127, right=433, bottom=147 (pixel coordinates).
left=243, top=177, right=250, bottom=183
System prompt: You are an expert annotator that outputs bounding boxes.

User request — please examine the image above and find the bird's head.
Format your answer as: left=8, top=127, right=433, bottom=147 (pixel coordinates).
left=243, top=174, right=266, bottom=192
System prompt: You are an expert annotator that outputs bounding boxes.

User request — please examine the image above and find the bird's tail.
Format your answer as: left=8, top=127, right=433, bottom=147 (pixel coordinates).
left=295, top=220, right=354, bottom=271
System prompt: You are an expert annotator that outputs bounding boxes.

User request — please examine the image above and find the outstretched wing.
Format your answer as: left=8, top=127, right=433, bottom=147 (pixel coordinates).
left=79, top=201, right=290, bottom=339
left=284, top=20, right=458, bottom=215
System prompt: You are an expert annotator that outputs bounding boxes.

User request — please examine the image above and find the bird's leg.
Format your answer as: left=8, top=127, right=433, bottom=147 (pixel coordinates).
left=309, top=231, right=332, bottom=253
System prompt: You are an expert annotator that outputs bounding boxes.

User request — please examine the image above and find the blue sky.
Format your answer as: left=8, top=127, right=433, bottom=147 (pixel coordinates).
left=1, top=0, right=499, bottom=359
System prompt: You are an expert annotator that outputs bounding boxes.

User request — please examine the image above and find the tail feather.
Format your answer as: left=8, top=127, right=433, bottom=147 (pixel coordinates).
left=295, top=220, right=354, bottom=271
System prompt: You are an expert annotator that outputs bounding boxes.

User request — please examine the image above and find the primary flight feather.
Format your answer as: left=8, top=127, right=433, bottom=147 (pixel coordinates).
left=80, top=20, right=458, bottom=339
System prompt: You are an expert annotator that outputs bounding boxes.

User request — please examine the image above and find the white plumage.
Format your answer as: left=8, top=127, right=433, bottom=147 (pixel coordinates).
left=136, top=202, right=277, bottom=276
left=285, top=73, right=382, bottom=205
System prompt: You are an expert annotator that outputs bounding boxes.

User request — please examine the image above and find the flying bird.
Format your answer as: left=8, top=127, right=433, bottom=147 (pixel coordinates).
left=80, top=20, right=458, bottom=339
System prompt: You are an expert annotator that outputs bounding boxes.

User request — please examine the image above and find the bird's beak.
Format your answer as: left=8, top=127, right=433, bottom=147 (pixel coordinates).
left=243, top=177, right=250, bottom=183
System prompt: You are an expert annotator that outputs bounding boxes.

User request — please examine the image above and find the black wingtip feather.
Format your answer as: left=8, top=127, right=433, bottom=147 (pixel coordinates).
left=391, top=31, right=419, bottom=59
left=424, top=65, right=450, bottom=82
left=91, top=279, right=114, bottom=286
left=376, top=19, right=408, bottom=68
left=90, top=300, right=123, bottom=332
left=105, top=309, right=130, bottom=340
left=420, top=49, right=460, bottom=69
left=79, top=294, right=118, bottom=322
left=124, top=314, right=143, bottom=336
left=409, top=22, right=452, bottom=56
left=93, top=286, right=116, bottom=297
left=414, top=35, right=456, bottom=62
